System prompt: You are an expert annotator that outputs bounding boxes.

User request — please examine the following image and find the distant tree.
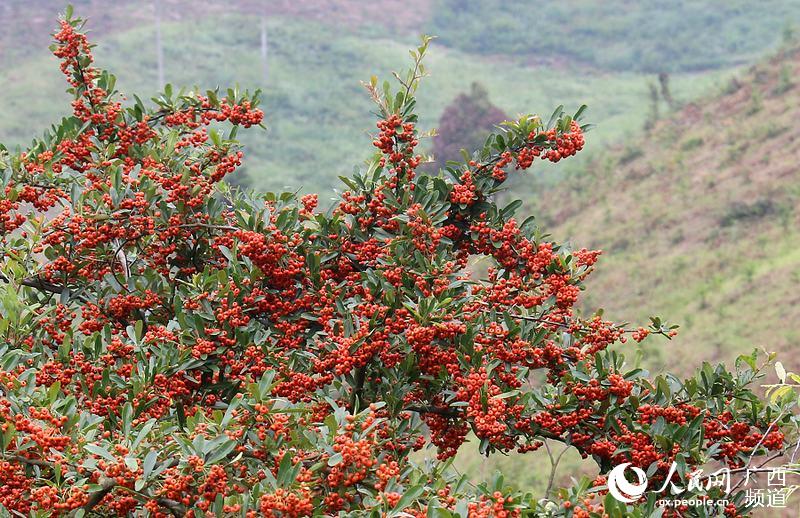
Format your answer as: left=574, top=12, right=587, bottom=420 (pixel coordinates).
left=432, top=82, right=506, bottom=171
left=782, top=22, right=797, bottom=46
left=658, top=72, right=675, bottom=110
left=776, top=63, right=794, bottom=94
left=644, top=80, right=660, bottom=133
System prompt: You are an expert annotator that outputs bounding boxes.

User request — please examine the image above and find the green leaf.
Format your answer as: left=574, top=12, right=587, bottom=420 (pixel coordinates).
left=393, top=484, right=425, bottom=512
left=547, top=105, right=564, bottom=128
left=770, top=384, right=792, bottom=404
left=573, top=104, right=588, bottom=121
left=124, top=456, right=139, bottom=472
left=47, top=381, right=61, bottom=404
left=501, top=199, right=522, bottom=217
left=131, top=419, right=156, bottom=450
left=206, top=439, right=238, bottom=464
left=277, top=452, right=295, bottom=486
left=328, top=452, right=343, bottom=466
left=85, top=443, right=116, bottom=462
left=143, top=450, right=158, bottom=479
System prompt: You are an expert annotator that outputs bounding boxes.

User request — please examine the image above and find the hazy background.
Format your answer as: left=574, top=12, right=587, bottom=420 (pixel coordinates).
left=3, top=1, right=796, bottom=192
left=2, top=0, right=800, bottom=503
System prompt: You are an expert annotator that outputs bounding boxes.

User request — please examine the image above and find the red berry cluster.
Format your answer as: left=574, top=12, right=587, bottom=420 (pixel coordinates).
left=525, top=120, right=585, bottom=164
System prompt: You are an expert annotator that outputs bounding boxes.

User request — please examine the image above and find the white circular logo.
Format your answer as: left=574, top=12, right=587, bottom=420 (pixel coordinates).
left=607, top=462, right=648, bottom=503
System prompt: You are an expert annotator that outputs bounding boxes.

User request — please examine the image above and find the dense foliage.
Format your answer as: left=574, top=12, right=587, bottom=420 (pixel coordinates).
left=0, top=11, right=798, bottom=517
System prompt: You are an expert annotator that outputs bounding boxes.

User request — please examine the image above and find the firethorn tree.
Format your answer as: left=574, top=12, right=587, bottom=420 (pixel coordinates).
left=1, top=9, right=799, bottom=518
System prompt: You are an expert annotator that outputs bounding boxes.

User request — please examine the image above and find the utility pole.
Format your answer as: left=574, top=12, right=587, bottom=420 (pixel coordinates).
left=260, top=4, right=268, bottom=85
left=155, top=0, right=165, bottom=91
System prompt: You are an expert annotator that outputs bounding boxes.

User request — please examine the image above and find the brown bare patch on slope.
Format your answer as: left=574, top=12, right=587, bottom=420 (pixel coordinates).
left=538, top=47, right=800, bottom=375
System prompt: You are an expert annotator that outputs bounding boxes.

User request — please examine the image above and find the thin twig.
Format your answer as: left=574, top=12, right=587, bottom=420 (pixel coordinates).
left=544, top=439, right=571, bottom=499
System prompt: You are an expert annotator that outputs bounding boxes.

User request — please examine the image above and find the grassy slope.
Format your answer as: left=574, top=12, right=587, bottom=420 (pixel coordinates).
left=0, top=11, right=733, bottom=195
left=444, top=48, right=800, bottom=503
left=537, top=47, right=800, bottom=376
left=429, top=0, right=800, bottom=73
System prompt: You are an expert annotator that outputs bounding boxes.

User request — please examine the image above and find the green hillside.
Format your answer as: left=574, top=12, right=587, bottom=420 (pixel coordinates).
left=3, top=1, right=798, bottom=194
left=430, top=0, right=800, bottom=72
left=537, top=46, right=800, bottom=376
left=443, top=45, right=800, bottom=509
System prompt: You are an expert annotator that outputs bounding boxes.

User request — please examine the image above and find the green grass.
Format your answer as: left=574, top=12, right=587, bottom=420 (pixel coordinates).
left=429, top=0, right=800, bottom=73
left=0, top=14, right=735, bottom=195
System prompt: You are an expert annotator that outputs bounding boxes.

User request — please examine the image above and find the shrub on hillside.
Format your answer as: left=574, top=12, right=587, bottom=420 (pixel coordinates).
left=0, top=10, right=798, bottom=517
left=432, top=82, right=507, bottom=171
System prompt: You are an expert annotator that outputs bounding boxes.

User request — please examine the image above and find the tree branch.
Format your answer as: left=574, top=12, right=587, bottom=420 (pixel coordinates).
left=83, top=475, right=116, bottom=513
left=0, top=271, right=89, bottom=302
left=406, top=405, right=461, bottom=419
left=350, top=366, right=366, bottom=413
left=157, top=498, right=186, bottom=517
left=80, top=458, right=179, bottom=514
